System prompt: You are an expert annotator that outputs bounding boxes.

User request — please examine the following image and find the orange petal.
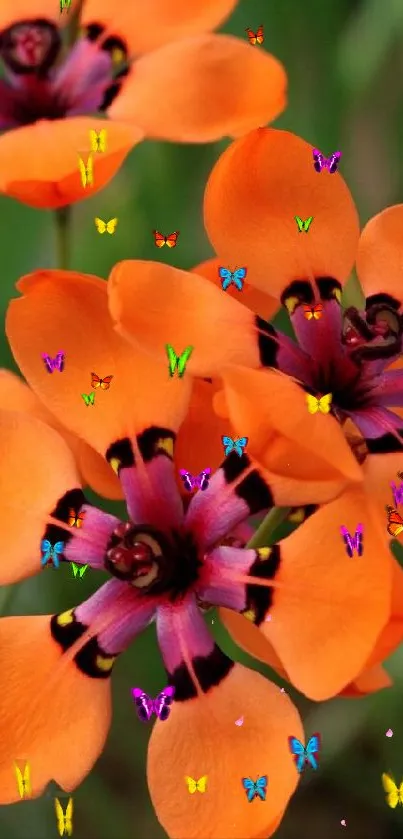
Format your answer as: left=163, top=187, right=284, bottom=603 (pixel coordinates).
left=221, top=366, right=363, bottom=504
left=175, top=379, right=231, bottom=481
left=219, top=610, right=290, bottom=681
left=109, top=35, right=287, bottom=143
left=147, top=664, right=303, bottom=839
left=6, top=270, right=191, bottom=458
left=0, top=410, right=80, bottom=584
left=356, top=205, right=403, bottom=304
left=81, top=0, right=237, bottom=54
left=260, top=487, right=392, bottom=699
left=204, top=128, right=360, bottom=299
left=0, top=615, right=111, bottom=803
left=360, top=559, right=403, bottom=670
left=0, top=117, right=143, bottom=209
left=192, top=259, right=279, bottom=321
left=108, top=260, right=261, bottom=376
left=0, top=0, right=70, bottom=30
left=340, top=664, right=392, bottom=697
left=0, top=370, right=122, bottom=500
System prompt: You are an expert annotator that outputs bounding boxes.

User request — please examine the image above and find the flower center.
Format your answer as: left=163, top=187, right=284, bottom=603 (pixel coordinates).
left=105, top=522, right=203, bottom=601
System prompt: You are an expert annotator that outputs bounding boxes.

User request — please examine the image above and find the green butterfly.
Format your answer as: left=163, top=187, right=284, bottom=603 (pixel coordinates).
left=60, top=0, right=71, bottom=10
left=165, top=344, right=194, bottom=378
left=295, top=216, right=314, bottom=232
left=71, top=563, right=89, bottom=578
left=81, top=392, right=95, bottom=406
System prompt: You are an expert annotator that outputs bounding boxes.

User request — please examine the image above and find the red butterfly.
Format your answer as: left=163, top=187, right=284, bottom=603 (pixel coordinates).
left=386, top=505, right=403, bottom=537
left=153, top=230, right=179, bottom=248
left=68, top=509, right=86, bottom=528
left=245, top=25, right=264, bottom=45
left=91, top=373, right=113, bottom=390
left=303, top=303, right=323, bottom=320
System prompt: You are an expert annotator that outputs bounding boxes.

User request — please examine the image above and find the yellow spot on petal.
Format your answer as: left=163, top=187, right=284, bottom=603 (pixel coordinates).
left=257, top=547, right=272, bottom=561
left=284, top=296, right=299, bottom=315
left=56, top=609, right=75, bottom=627
left=157, top=437, right=174, bottom=458
left=243, top=609, right=256, bottom=623
left=95, top=653, right=116, bottom=673
left=110, top=457, right=121, bottom=475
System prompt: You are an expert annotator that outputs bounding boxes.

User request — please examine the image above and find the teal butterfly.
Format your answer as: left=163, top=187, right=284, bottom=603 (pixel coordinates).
left=81, top=392, right=95, bottom=406
left=295, top=216, right=314, bottom=232
left=71, top=563, right=89, bottom=578
left=165, top=344, right=194, bottom=378
left=222, top=436, right=248, bottom=457
left=41, top=539, right=64, bottom=569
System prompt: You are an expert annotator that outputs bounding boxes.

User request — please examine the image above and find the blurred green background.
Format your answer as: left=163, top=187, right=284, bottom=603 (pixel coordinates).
left=1, top=0, right=403, bottom=836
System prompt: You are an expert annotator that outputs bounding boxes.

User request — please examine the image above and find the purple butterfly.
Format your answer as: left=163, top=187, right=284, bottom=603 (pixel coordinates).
left=312, top=149, right=342, bottom=174
left=131, top=686, right=175, bottom=722
left=339, top=523, right=364, bottom=558
left=41, top=351, right=65, bottom=373
left=179, top=468, right=211, bottom=492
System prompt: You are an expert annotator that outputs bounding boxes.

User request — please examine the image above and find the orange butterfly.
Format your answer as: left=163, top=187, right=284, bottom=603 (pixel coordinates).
left=303, top=303, right=323, bottom=320
left=68, top=509, right=86, bottom=528
left=91, top=373, right=113, bottom=390
left=153, top=230, right=179, bottom=248
left=386, top=505, right=403, bottom=537
left=245, top=25, right=264, bottom=45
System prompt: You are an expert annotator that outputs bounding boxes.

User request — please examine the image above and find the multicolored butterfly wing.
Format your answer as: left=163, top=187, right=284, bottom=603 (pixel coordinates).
left=67, top=509, right=85, bottom=528
left=131, top=688, right=154, bottom=722
left=245, top=24, right=264, bottom=45
left=386, top=505, right=403, bottom=537
left=312, top=148, right=325, bottom=173
left=179, top=469, right=194, bottom=492
left=81, top=392, right=95, bottom=405
left=41, top=351, right=65, bottom=372
left=197, top=468, right=211, bottom=491
left=303, top=303, right=323, bottom=320
left=91, top=373, right=113, bottom=390
left=154, top=685, right=175, bottom=721
left=327, top=151, right=342, bottom=173
left=153, top=230, right=179, bottom=248
left=78, top=155, right=93, bottom=187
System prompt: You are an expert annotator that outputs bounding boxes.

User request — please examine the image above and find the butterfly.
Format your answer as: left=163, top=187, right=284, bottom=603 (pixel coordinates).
left=81, top=392, right=95, bottom=406
left=184, top=776, right=208, bottom=794
left=60, top=0, right=71, bottom=10
left=41, top=351, right=65, bottom=373
left=89, top=128, right=107, bottom=152
left=339, top=524, right=364, bottom=557
left=288, top=733, right=321, bottom=772
left=153, top=230, right=179, bottom=248
left=219, top=267, right=247, bottom=291
left=41, top=539, right=64, bottom=569
left=390, top=472, right=403, bottom=506
left=165, top=344, right=193, bottom=377
left=179, top=468, right=211, bottom=492
left=245, top=25, right=264, bottom=45
left=55, top=797, right=73, bottom=836
left=71, top=562, right=89, bottom=579
left=386, top=505, right=403, bottom=537
left=382, top=773, right=403, bottom=808
left=94, top=217, right=118, bottom=235
left=222, top=436, right=249, bottom=457
left=78, top=155, right=93, bottom=187
left=302, top=303, right=323, bottom=320
left=313, top=148, right=342, bottom=174
left=241, top=775, right=268, bottom=802
left=91, top=373, right=113, bottom=390
left=306, top=393, right=332, bottom=414
left=131, top=686, right=175, bottom=722
left=295, top=215, right=314, bottom=232
left=14, top=761, right=31, bottom=799
left=67, top=509, right=85, bottom=528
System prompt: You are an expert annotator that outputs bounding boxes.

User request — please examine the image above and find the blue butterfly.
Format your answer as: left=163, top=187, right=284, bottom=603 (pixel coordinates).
left=288, top=733, right=321, bottom=772
left=219, top=267, right=247, bottom=291
left=40, top=539, right=65, bottom=569
left=222, top=436, right=249, bottom=457
left=242, top=775, right=268, bottom=802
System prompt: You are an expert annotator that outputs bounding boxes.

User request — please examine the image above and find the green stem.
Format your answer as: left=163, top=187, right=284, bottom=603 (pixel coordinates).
left=246, top=506, right=292, bottom=550
left=54, top=206, right=72, bottom=269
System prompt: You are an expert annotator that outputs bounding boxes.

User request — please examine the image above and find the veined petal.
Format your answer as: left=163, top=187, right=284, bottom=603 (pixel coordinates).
left=109, top=35, right=287, bottom=143
left=197, top=545, right=280, bottom=618
left=149, top=596, right=303, bottom=839
left=220, top=366, right=363, bottom=503
left=81, top=0, right=237, bottom=55
left=374, top=370, right=403, bottom=407
left=0, top=410, right=81, bottom=584
left=356, top=205, right=403, bottom=306
left=204, top=128, right=360, bottom=299
left=0, top=117, right=143, bottom=209
left=192, top=259, right=279, bottom=322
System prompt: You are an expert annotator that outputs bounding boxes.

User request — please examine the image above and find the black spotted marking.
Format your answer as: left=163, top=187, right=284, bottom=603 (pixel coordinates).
left=51, top=611, right=117, bottom=679
left=84, top=22, right=128, bottom=57
left=236, top=470, right=274, bottom=516
left=136, top=426, right=176, bottom=462
left=366, top=432, right=403, bottom=455
left=287, top=504, right=318, bottom=525
left=43, top=488, right=87, bottom=548
left=315, top=277, right=342, bottom=301
left=167, top=646, right=234, bottom=701
left=221, top=451, right=251, bottom=482
left=281, top=280, right=314, bottom=310
left=105, top=438, right=135, bottom=474
left=255, top=316, right=281, bottom=368
left=244, top=545, right=281, bottom=625
left=366, top=293, right=401, bottom=312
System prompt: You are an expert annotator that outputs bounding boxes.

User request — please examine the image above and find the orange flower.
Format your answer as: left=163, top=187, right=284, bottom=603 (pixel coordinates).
left=0, top=0, right=287, bottom=208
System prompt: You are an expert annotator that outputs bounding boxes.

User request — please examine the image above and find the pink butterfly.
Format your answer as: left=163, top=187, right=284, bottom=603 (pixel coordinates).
left=179, top=468, right=211, bottom=492
left=131, top=686, right=175, bottom=721
left=312, top=148, right=342, bottom=174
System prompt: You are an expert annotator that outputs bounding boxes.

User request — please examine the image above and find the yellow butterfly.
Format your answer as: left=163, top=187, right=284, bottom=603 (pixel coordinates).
left=306, top=393, right=333, bottom=414
left=184, top=775, right=208, bottom=794
left=94, top=217, right=118, bottom=235
left=89, top=128, right=107, bottom=152
left=55, top=797, right=74, bottom=836
left=382, top=773, right=403, bottom=808
left=14, top=760, right=31, bottom=798
left=78, top=155, right=93, bottom=188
